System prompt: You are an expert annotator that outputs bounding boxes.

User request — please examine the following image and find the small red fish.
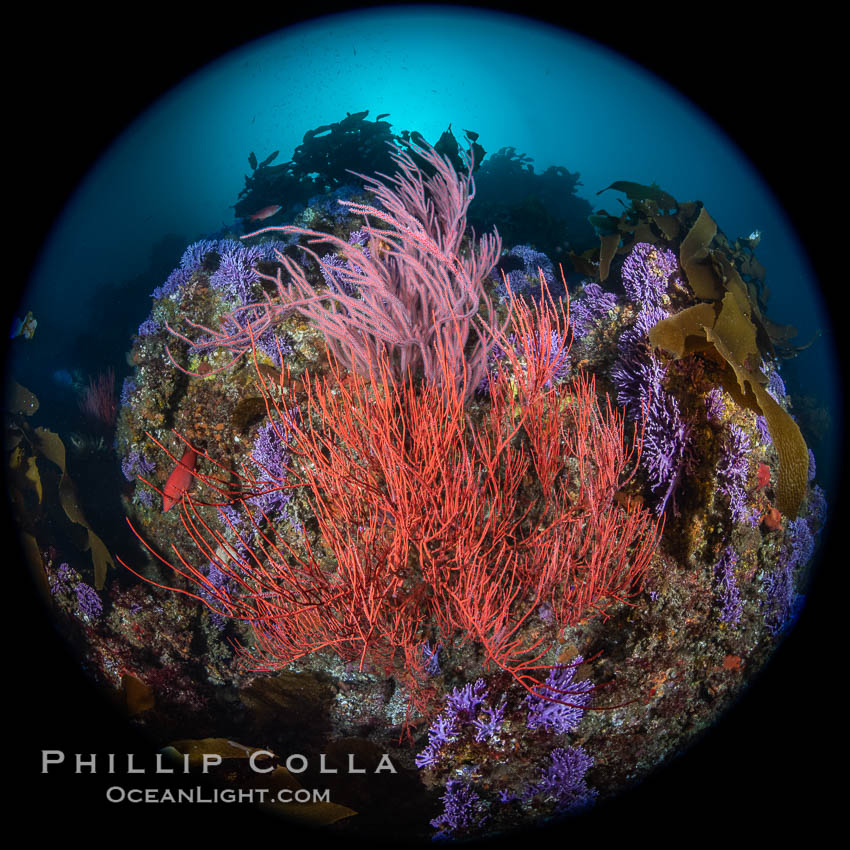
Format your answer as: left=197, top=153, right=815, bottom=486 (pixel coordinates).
left=247, top=204, right=282, bottom=222
left=162, top=447, right=197, bottom=511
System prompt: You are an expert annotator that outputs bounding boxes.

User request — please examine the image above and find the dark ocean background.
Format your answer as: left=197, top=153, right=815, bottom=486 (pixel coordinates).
left=7, top=5, right=842, bottom=846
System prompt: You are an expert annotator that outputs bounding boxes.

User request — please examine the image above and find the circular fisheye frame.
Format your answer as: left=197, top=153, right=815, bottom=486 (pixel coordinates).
left=7, top=7, right=838, bottom=845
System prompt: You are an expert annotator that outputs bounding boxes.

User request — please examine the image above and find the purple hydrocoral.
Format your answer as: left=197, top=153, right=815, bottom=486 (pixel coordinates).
left=318, top=251, right=352, bottom=296
left=492, top=244, right=555, bottom=302
left=152, top=266, right=193, bottom=300
left=620, top=242, right=678, bottom=308
left=255, top=238, right=295, bottom=263
left=447, top=679, right=492, bottom=724
left=74, top=581, right=103, bottom=620
left=52, top=563, right=102, bottom=620
left=477, top=328, right=570, bottom=395
left=717, top=425, right=751, bottom=524
left=473, top=700, right=506, bottom=743
left=570, top=282, right=618, bottom=339
left=475, top=336, right=513, bottom=395
left=254, top=328, right=294, bottom=368
left=530, top=329, right=571, bottom=386
left=430, top=780, right=488, bottom=839
left=137, top=316, right=162, bottom=337
left=762, top=564, right=803, bottom=635
left=415, top=712, right=459, bottom=769
left=134, top=487, right=156, bottom=508
left=415, top=678, right=504, bottom=769
left=246, top=419, right=292, bottom=520
left=762, top=517, right=813, bottom=634
left=705, top=387, right=725, bottom=422
left=807, top=484, right=827, bottom=531
left=186, top=304, right=268, bottom=356
left=611, top=319, right=696, bottom=515
left=486, top=318, right=571, bottom=395
left=201, top=561, right=231, bottom=631
left=319, top=229, right=374, bottom=298
left=419, top=669, right=598, bottom=834
left=525, top=659, right=594, bottom=734
left=786, top=516, right=815, bottom=570
left=251, top=418, right=291, bottom=477
left=610, top=242, right=697, bottom=514
left=307, top=183, right=361, bottom=226
left=217, top=502, right=244, bottom=533
left=421, top=640, right=442, bottom=677
left=180, top=239, right=219, bottom=270
left=121, top=448, right=156, bottom=483
left=53, top=562, right=74, bottom=588
left=610, top=325, right=663, bottom=415
left=766, top=366, right=787, bottom=402
left=529, top=746, right=596, bottom=813
left=210, top=242, right=265, bottom=306
left=165, top=237, right=291, bottom=308
left=641, top=390, right=697, bottom=515
left=714, top=545, right=742, bottom=625
left=755, top=414, right=771, bottom=445
left=120, top=377, right=137, bottom=408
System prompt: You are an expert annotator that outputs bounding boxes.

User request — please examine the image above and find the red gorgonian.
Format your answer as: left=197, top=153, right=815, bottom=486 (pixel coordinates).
left=123, top=286, right=661, bottom=713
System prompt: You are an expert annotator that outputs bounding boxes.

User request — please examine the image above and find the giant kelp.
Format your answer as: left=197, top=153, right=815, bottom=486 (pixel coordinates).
left=5, top=384, right=115, bottom=589
left=649, top=291, right=808, bottom=518
left=235, top=115, right=596, bottom=266
left=236, top=111, right=423, bottom=223
left=468, top=146, right=596, bottom=260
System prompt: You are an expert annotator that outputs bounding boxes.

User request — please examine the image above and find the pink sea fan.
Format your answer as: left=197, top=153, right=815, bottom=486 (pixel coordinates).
left=255, top=142, right=504, bottom=396
left=171, top=142, right=505, bottom=398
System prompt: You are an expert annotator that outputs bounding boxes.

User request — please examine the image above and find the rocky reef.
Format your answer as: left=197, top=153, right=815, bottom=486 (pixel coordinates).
left=8, top=131, right=827, bottom=843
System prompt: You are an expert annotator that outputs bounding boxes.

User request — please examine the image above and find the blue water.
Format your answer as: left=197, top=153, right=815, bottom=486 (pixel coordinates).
left=10, top=5, right=841, bottom=487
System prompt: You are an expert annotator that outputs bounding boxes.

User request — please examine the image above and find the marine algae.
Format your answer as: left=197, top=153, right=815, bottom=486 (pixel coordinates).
left=34, top=427, right=115, bottom=589
left=650, top=292, right=808, bottom=517
left=588, top=185, right=811, bottom=518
